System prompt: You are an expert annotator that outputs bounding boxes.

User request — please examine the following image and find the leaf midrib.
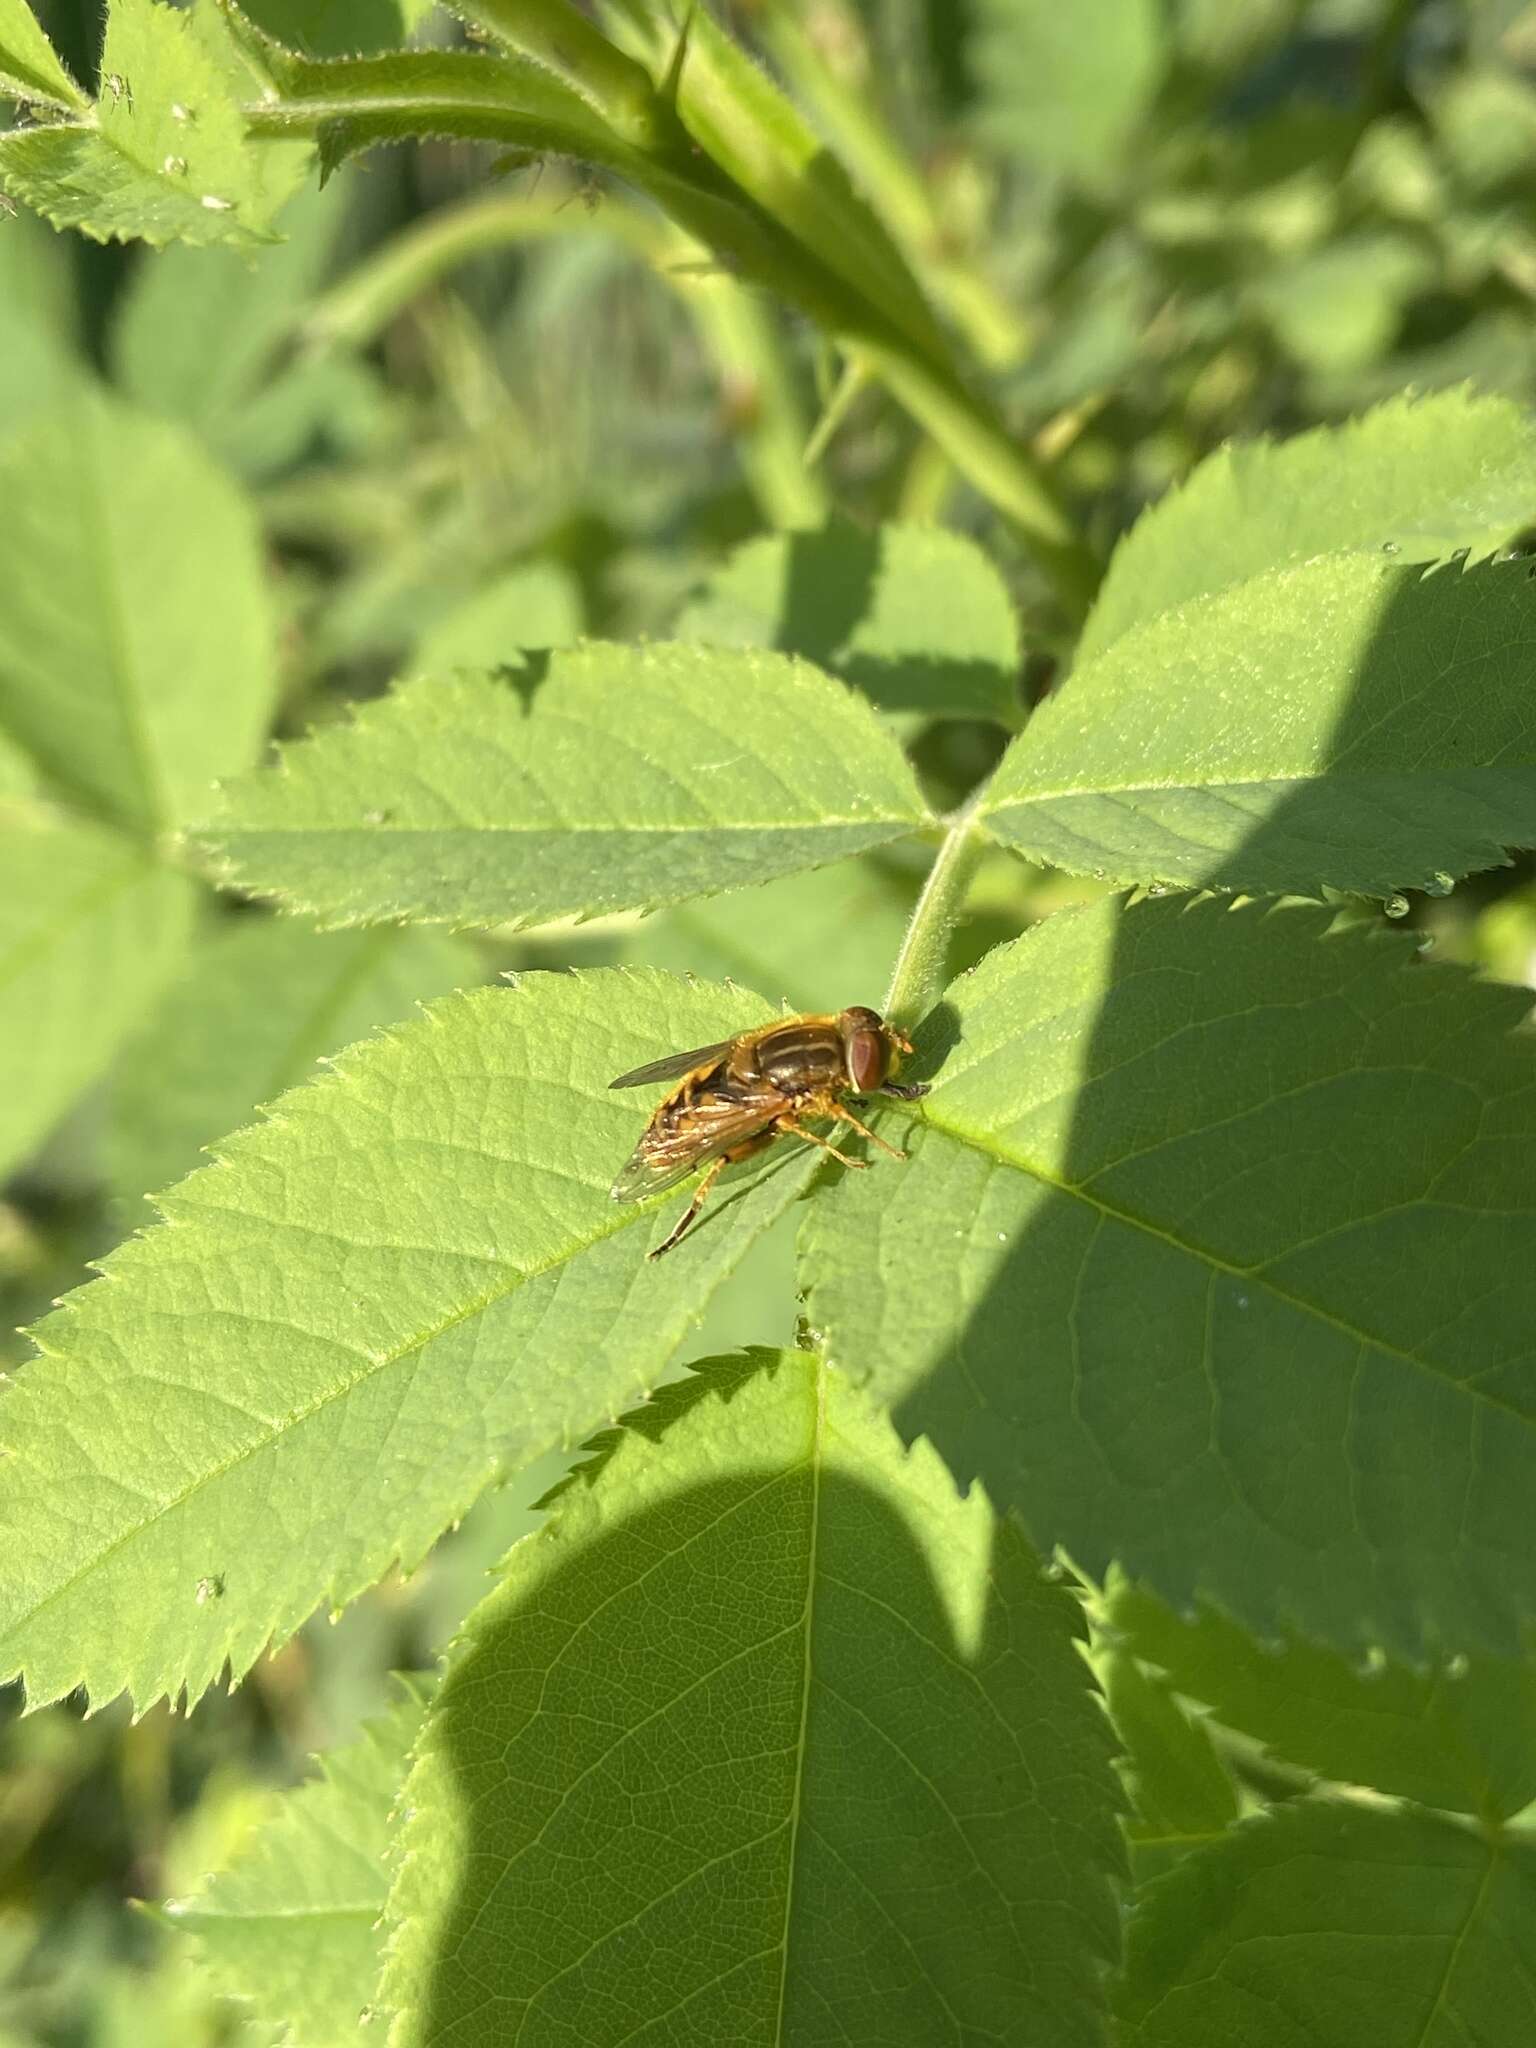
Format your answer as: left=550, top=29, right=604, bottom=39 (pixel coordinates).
left=915, top=1102, right=1536, bottom=1432
left=218, top=811, right=923, bottom=838
left=0, top=1192, right=661, bottom=1656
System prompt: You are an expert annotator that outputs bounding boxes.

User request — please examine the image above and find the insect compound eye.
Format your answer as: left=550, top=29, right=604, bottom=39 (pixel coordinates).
left=847, top=1028, right=887, bottom=1093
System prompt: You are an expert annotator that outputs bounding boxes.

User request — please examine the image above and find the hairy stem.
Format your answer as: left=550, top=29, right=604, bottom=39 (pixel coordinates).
left=883, top=784, right=991, bottom=1034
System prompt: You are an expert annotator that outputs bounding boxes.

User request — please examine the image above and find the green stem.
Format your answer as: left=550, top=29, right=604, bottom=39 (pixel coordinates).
left=449, top=0, right=668, bottom=150
left=883, top=783, right=991, bottom=1033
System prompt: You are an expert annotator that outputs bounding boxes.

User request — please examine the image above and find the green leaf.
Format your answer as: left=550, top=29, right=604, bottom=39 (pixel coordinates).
left=0, top=389, right=277, bottom=838
left=383, top=1351, right=1124, bottom=2046
left=105, top=919, right=475, bottom=1200
left=236, top=0, right=413, bottom=59
left=970, top=0, right=1164, bottom=180
left=0, top=209, right=85, bottom=440
left=0, top=0, right=280, bottom=247
left=804, top=893, right=1536, bottom=1659
left=626, top=856, right=915, bottom=1014
left=984, top=555, right=1536, bottom=898
left=1115, top=1800, right=1536, bottom=2047
left=0, top=971, right=823, bottom=1712
left=196, top=647, right=931, bottom=928
left=1097, top=1644, right=1239, bottom=1882
left=0, top=812, right=196, bottom=1182
left=0, top=0, right=88, bottom=109
left=167, top=1677, right=429, bottom=2044
left=675, top=521, right=1023, bottom=728
left=1082, top=391, right=1536, bottom=663
left=1111, top=1578, right=1536, bottom=1823
left=109, top=176, right=349, bottom=458
left=412, top=561, right=584, bottom=672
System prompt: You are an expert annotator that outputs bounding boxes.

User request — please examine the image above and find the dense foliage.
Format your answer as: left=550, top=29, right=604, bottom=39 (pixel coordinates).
left=4, top=3, right=1536, bottom=2044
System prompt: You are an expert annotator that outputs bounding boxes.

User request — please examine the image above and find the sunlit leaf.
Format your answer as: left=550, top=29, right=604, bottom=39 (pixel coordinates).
left=105, top=919, right=475, bottom=1199
left=1082, top=390, right=1536, bottom=662
left=0, top=812, right=196, bottom=1181
left=384, top=1351, right=1124, bottom=2046
left=413, top=562, right=584, bottom=672
left=1116, top=1799, right=1536, bottom=2047
left=676, top=521, right=1023, bottom=728
left=196, top=647, right=931, bottom=928
left=0, top=971, right=821, bottom=1712
left=971, top=0, right=1165, bottom=180
left=985, top=555, right=1536, bottom=898
left=0, top=0, right=279, bottom=246
left=167, top=1677, right=429, bottom=2045
left=805, top=893, right=1536, bottom=1658
left=0, top=390, right=277, bottom=837
left=1096, top=1641, right=1239, bottom=1883
left=0, top=0, right=86, bottom=109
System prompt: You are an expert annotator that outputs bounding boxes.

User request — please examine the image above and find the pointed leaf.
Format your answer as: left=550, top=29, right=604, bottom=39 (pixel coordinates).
left=105, top=920, right=475, bottom=1199
left=167, top=1677, right=429, bottom=2045
left=0, top=971, right=820, bottom=1712
left=0, top=390, right=277, bottom=837
left=195, top=648, right=931, bottom=928
left=676, top=521, right=1024, bottom=728
left=0, top=813, right=196, bottom=1180
left=383, top=1351, right=1124, bottom=2047
left=0, top=0, right=87, bottom=110
left=1083, top=390, right=1536, bottom=663
left=1097, top=1645, right=1239, bottom=1882
left=984, top=555, right=1536, bottom=898
left=1111, top=1578, right=1536, bottom=1822
left=804, top=893, right=1536, bottom=1658
left=0, top=0, right=281, bottom=247
left=1116, top=1800, right=1536, bottom=2048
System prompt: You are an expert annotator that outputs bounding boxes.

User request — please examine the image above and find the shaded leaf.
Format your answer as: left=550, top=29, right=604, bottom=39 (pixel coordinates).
left=196, top=647, right=930, bottom=928
left=167, top=1677, right=429, bottom=2045
left=1111, top=1578, right=1536, bottom=1822
left=1116, top=1799, right=1536, bottom=2047
left=676, top=521, right=1023, bottom=728
left=0, top=813, right=196, bottom=1182
left=384, top=1350, right=1124, bottom=2047
left=0, top=971, right=822, bottom=1712
left=1097, top=1644, right=1239, bottom=1883
left=0, top=390, right=277, bottom=837
left=1083, top=390, right=1536, bottom=662
left=984, top=555, right=1536, bottom=898
left=804, top=893, right=1536, bottom=1658
left=105, top=919, right=475, bottom=1199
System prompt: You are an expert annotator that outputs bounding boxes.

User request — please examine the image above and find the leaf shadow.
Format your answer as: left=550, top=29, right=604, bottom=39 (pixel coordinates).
left=399, top=1353, right=1117, bottom=2043
left=884, top=551, right=1536, bottom=1660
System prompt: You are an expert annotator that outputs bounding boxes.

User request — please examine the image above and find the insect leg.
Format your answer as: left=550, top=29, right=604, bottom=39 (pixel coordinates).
left=648, top=1154, right=729, bottom=1260
left=826, top=1101, right=905, bottom=1159
left=779, top=1118, right=869, bottom=1169
left=647, top=1130, right=775, bottom=1260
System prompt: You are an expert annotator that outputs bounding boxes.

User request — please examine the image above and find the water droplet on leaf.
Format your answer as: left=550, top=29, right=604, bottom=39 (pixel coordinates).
left=1383, top=893, right=1410, bottom=919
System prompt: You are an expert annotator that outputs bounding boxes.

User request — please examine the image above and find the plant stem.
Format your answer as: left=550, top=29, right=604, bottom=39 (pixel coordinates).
left=883, top=783, right=991, bottom=1033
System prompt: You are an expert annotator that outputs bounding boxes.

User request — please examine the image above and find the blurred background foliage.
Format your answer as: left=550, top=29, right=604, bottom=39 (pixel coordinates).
left=5, top=0, right=1536, bottom=2038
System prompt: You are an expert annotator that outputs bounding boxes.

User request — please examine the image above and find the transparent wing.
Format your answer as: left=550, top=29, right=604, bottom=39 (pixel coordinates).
left=608, top=1039, right=733, bottom=1090
left=609, top=1087, right=781, bottom=1203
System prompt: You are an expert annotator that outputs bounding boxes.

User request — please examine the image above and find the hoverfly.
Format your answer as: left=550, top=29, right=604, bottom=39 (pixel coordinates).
left=609, top=1006, right=928, bottom=1260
